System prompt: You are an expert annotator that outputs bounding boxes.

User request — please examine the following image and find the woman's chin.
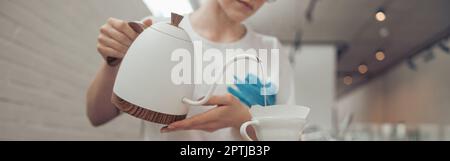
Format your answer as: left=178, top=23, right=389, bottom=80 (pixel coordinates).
left=227, top=12, right=252, bottom=23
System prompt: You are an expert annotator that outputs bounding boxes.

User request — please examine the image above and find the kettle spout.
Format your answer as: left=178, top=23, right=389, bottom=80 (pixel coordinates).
left=181, top=54, right=262, bottom=106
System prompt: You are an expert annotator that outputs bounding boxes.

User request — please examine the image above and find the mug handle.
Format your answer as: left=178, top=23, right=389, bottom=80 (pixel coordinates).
left=240, top=120, right=259, bottom=141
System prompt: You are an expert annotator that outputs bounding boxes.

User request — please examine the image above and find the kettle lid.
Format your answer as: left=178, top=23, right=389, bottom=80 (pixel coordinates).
left=150, top=13, right=191, bottom=43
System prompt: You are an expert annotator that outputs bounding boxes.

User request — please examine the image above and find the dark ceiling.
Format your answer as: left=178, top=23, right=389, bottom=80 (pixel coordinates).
left=246, top=0, right=450, bottom=96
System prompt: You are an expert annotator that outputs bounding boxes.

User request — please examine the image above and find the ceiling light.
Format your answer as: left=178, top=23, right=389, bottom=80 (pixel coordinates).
left=375, top=50, right=386, bottom=61
left=343, top=76, right=353, bottom=85
left=358, top=64, right=369, bottom=74
left=379, top=27, right=390, bottom=38
left=143, top=0, right=193, bottom=17
left=375, top=10, right=386, bottom=22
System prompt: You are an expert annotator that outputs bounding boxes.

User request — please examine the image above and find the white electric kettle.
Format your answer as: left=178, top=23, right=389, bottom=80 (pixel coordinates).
left=112, top=13, right=261, bottom=125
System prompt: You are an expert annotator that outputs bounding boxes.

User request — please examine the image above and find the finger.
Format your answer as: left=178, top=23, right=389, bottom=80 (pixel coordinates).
left=108, top=17, right=139, bottom=41
left=100, top=24, right=132, bottom=47
left=190, top=122, right=225, bottom=132
left=97, top=43, right=123, bottom=59
left=168, top=110, right=220, bottom=130
left=142, top=18, right=153, bottom=28
left=227, top=87, right=252, bottom=107
left=203, top=94, right=238, bottom=106
left=162, top=120, right=219, bottom=133
left=97, top=34, right=128, bottom=54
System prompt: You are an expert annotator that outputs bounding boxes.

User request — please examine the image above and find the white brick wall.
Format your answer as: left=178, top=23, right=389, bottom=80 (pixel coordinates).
left=0, top=0, right=152, bottom=140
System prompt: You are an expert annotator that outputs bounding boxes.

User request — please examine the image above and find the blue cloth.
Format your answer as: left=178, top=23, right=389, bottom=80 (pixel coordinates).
left=227, top=74, right=277, bottom=107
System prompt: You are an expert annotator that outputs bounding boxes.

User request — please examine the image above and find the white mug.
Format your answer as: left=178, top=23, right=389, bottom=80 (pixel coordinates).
left=240, top=105, right=310, bottom=141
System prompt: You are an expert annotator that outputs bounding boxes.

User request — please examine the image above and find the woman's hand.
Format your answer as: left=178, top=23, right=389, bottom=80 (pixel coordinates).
left=96, top=17, right=152, bottom=65
left=87, top=17, right=152, bottom=126
left=161, top=94, right=252, bottom=133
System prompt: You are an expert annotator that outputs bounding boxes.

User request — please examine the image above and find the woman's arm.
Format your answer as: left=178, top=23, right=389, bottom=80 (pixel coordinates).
left=86, top=17, right=152, bottom=126
left=86, top=62, right=121, bottom=126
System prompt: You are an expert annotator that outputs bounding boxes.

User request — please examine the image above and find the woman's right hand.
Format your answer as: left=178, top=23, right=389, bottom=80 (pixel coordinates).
left=96, top=17, right=152, bottom=66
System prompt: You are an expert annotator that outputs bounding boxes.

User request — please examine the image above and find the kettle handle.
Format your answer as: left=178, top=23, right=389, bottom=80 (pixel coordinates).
left=108, top=13, right=182, bottom=67
left=106, top=22, right=145, bottom=67
left=182, top=54, right=262, bottom=106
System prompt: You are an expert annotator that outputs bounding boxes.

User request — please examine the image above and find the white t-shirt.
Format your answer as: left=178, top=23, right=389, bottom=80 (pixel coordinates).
left=141, top=15, right=296, bottom=141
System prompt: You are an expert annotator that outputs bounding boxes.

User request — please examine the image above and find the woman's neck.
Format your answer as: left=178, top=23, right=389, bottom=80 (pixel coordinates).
left=190, top=1, right=247, bottom=43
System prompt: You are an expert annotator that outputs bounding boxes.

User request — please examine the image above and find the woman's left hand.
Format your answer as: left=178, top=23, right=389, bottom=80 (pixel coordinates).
left=161, top=94, right=251, bottom=133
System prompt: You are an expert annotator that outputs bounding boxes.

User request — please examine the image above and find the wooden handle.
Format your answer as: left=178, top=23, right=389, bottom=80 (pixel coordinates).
left=106, top=56, right=121, bottom=67
left=106, top=22, right=145, bottom=67
left=128, top=22, right=144, bottom=34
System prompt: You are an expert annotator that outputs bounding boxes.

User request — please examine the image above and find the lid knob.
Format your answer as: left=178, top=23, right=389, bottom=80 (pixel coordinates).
left=171, top=13, right=184, bottom=27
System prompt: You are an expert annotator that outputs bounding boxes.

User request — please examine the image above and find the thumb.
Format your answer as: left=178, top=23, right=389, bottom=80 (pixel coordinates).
left=142, top=18, right=153, bottom=29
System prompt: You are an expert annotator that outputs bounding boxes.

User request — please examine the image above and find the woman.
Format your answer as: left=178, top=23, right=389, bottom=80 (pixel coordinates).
left=87, top=0, right=295, bottom=140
